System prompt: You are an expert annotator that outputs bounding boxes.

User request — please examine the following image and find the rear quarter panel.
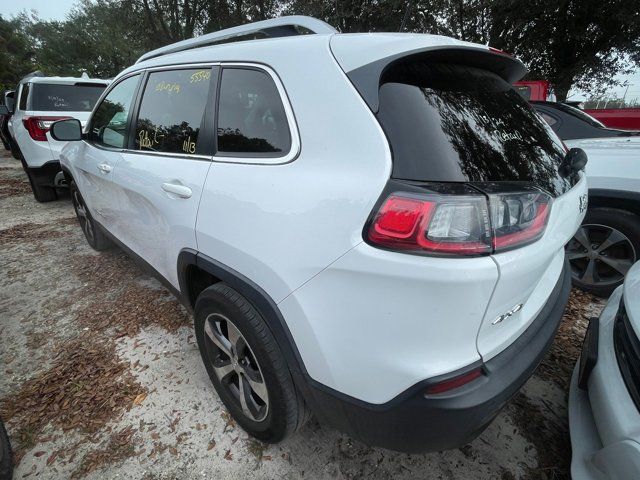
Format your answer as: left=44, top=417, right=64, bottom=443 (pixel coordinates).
left=195, top=36, right=392, bottom=304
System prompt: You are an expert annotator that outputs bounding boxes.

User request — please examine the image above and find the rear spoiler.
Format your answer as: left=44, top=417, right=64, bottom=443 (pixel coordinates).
left=340, top=46, right=527, bottom=113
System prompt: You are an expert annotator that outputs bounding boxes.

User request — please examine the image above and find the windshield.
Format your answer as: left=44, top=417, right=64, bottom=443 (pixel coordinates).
left=377, top=62, right=575, bottom=197
left=30, top=83, right=106, bottom=112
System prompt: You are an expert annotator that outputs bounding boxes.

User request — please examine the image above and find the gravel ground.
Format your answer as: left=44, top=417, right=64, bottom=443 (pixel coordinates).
left=0, top=150, right=605, bottom=480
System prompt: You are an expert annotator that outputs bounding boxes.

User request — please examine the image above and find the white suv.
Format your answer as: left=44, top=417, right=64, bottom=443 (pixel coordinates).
left=53, top=16, right=588, bottom=452
left=7, top=73, right=108, bottom=202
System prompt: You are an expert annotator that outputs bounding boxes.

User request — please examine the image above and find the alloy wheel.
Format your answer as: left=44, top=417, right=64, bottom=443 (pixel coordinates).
left=566, top=224, right=636, bottom=288
left=72, top=189, right=94, bottom=243
left=204, top=313, right=269, bottom=422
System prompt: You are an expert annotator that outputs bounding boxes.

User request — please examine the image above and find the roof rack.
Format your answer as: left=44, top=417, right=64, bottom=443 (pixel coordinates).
left=136, top=15, right=338, bottom=64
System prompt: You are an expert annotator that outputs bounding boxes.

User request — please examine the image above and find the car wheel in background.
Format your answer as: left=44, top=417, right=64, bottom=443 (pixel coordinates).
left=69, top=180, right=112, bottom=251
left=566, top=207, right=640, bottom=297
left=194, top=283, right=309, bottom=443
left=0, top=418, right=12, bottom=480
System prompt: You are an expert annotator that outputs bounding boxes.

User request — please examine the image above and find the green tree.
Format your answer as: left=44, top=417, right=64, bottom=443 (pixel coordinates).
left=488, top=0, right=640, bottom=101
left=27, top=0, right=147, bottom=79
left=0, top=14, right=36, bottom=90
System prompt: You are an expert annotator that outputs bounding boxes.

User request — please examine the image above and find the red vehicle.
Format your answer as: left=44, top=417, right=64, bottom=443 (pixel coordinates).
left=515, top=80, right=640, bottom=131
left=583, top=108, right=640, bottom=131
left=514, top=80, right=550, bottom=101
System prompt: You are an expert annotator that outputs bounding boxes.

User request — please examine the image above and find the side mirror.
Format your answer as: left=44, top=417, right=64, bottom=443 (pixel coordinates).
left=559, top=147, right=588, bottom=177
left=0, top=105, right=8, bottom=116
left=50, top=118, right=83, bottom=141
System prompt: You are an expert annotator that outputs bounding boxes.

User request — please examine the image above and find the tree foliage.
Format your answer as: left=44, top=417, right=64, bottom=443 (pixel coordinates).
left=1, top=0, right=639, bottom=101
left=0, top=14, right=36, bottom=91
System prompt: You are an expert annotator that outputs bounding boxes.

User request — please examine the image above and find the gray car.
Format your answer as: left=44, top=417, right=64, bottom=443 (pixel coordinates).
left=570, top=260, right=640, bottom=478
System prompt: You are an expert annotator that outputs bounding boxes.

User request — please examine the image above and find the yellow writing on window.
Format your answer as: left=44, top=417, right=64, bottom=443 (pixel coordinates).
left=190, top=70, right=211, bottom=83
left=155, top=81, right=181, bottom=94
left=182, top=136, right=196, bottom=154
left=138, top=127, right=164, bottom=149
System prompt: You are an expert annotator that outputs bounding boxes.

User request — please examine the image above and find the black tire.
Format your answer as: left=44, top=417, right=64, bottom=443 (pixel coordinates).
left=0, top=419, right=12, bottom=480
left=69, top=180, right=112, bottom=251
left=19, top=158, right=57, bottom=203
left=195, top=283, right=309, bottom=443
left=567, top=207, right=640, bottom=297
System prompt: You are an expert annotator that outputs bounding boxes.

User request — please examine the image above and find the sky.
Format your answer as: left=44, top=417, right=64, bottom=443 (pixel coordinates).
left=0, top=0, right=77, bottom=21
left=1, top=0, right=638, bottom=104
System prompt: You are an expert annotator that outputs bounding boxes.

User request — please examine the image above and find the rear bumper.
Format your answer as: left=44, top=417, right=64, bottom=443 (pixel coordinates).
left=299, top=259, right=571, bottom=453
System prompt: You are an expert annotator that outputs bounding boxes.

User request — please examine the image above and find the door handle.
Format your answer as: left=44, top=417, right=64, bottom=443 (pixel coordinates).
left=161, top=182, right=192, bottom=199
left=97, top=163, right=112, bottom=173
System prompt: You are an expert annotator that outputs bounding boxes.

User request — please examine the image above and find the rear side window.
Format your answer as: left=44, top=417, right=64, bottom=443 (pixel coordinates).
left=135, top=69, right=212, bottom=155
left=217, top=68, right=291, bottom=156
left=18, top=84, right=29, bottom=110
left=30, top=83, right=106, bottom=111
left=377, top=62, right=572, bottom=196
left=89, top=75, right=140, bottom=149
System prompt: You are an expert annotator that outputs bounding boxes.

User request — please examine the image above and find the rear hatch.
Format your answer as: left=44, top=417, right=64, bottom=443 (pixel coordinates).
left=332, top=38, right=586, bottom=360
left=28, top=82, right=106, bottom=158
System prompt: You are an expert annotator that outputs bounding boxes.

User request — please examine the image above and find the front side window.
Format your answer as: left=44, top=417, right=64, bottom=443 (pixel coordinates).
left=217, top=68, right=291, bottom=155
left=30, top=83, right=106, bottom=112
left=18, top=84, right=29, bottom=110
left=135, top=69, right=212, bottom=155
left=89, top=75, right=140, bottom=149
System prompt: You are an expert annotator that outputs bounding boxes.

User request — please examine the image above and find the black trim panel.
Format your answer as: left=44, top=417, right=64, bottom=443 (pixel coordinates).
left=23, top=159, right=62, bottom=187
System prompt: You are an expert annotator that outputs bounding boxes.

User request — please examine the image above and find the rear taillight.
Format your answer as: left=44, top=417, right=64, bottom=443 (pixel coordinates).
left=368, top=190, right=551, bottom=256
left=23, top=116, right=70, bottom=142
left=490, top=192, right=550, bottom=252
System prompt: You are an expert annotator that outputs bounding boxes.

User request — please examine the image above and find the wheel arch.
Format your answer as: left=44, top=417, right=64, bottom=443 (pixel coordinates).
left=177, top=249, right=307, bottom=381
left=588, top=189, right=640, bottom=218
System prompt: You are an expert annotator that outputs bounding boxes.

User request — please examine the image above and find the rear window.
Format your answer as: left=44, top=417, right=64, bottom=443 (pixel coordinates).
left=30, top=83, right=106, bottom=112
left=377, top=62, right=573, bottom=196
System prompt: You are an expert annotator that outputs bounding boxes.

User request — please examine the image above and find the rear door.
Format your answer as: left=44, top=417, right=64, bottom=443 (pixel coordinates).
left=78, top=74, right=141, bottom=229
left=116, top=67, right=215, bottom=287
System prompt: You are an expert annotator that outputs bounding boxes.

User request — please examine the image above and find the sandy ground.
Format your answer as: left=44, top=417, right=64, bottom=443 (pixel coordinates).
left=0, top=150, right=605, bottom=480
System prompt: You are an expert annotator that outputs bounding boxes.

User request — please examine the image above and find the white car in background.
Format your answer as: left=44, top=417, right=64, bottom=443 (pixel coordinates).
left=7, top=73, right=108, bottom=202
left=533, top=102, right=640, bottom=296
left=570, top=259, right=640, bottom=479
